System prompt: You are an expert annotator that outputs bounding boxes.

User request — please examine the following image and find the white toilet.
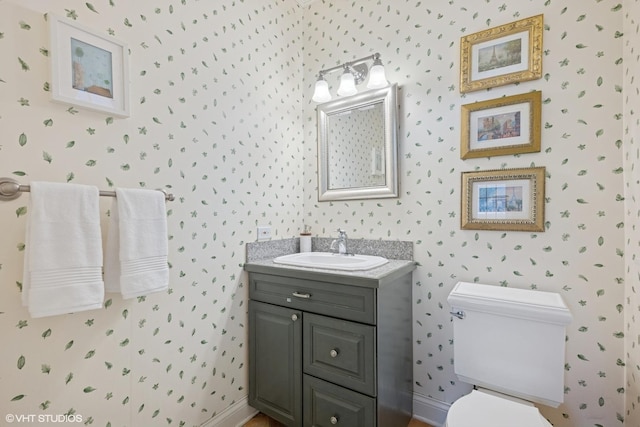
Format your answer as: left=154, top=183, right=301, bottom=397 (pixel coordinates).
left=446, top=281, right=572, bottom=427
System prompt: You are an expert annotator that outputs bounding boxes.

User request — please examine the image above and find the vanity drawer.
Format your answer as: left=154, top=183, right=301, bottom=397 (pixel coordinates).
left=304, top=313, right=376, bottom=396
left=303, top=374, right=375, bottom=427
left=249, top=273, right=376, bottom=324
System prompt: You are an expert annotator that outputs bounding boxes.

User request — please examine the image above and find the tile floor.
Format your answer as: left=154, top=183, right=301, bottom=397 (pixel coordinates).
left=243, top=412, right=434, bottom=427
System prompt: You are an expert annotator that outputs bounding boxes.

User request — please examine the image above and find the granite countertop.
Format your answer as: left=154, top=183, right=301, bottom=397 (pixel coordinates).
left=244, top=237, right=416, bottom=287
left=244, top=257, right=416, bottom=288
left=246, top=256, right=413, bottom=277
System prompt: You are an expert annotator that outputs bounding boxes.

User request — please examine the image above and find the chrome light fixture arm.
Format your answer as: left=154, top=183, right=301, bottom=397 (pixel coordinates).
left=312, top=53, right=386, bottom=102
left=316, top=52, right=380, bottom=82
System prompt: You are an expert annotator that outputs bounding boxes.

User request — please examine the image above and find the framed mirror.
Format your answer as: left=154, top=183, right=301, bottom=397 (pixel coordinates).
left=317, top=84, right=398, bottom=201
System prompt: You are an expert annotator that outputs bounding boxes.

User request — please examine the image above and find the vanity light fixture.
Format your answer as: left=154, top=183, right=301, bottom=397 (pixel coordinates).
left=311, top=52, right=387, bottom=103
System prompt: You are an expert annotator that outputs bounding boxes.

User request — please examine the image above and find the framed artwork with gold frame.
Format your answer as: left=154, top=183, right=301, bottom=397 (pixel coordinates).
left=460, top=91, right=541, bottom=159
left=460, top=14, right=543, bottom=93
left=461, top=167, right=545, bottom=232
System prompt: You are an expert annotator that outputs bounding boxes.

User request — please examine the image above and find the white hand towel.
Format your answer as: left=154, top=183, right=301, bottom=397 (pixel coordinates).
left=104, top=188, right=169, bottom=299
left=22, top=182, right=104, bottom=318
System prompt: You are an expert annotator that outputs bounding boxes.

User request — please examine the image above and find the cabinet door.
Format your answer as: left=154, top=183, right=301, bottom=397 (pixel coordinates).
left=249, top=300, right=302, bottom=426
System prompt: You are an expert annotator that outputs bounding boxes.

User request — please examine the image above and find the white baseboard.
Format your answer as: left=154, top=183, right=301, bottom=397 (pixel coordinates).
left=412, top=392, right=450, bottom=427
left=200, top=396, right=258, bottom=427
left=201, top=393, right=449, bottom=427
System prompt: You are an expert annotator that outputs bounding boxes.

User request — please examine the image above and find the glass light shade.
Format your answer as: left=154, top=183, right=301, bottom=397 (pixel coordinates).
left=367, top=63, right=388, bottom=89
left=312, top=79, right=332, bottom=103
left=337, top=71, right=358, bottom=97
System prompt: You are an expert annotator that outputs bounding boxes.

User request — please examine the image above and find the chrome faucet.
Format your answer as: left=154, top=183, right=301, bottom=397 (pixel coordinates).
left=330, top=229, right=349, bottom=255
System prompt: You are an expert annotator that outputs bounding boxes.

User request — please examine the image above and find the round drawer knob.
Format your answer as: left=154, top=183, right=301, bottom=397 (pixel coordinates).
left=291, top=314, right=298, bottom=321
left=329, top=349, right=339, bottom=358
left=330, top=416, right=338, bottom=425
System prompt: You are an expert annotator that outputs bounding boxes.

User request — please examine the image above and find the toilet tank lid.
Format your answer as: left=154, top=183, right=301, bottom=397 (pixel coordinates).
left=448, top=282, right=572, bottom=325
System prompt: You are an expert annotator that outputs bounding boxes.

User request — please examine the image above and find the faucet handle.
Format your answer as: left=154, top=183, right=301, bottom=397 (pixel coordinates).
left=337, top=228, right=347, bottom=237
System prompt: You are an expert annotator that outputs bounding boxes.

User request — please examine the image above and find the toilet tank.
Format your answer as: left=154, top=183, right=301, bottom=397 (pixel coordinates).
left=447, top=282, right=572, bottom=408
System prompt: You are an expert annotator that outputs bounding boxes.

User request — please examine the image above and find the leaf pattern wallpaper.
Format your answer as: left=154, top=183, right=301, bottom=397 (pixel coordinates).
left=623, top=0, right=640, bottom=425
left=0, top=1, right=303, bottom=426
left=302, top=1, right=632, bottom=427
left=0, top=1, right=638, bottom=427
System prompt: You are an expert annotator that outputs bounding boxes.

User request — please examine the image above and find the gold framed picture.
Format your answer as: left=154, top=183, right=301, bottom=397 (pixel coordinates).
left=461, top=167, right=545, bottom=232
left=460, top=91, right=541, bottom=159
left=460, top=14, right=543, bottom=93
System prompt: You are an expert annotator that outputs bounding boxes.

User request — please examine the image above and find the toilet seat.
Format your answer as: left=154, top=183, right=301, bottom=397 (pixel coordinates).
left=445, top=389, right=553, bottom=427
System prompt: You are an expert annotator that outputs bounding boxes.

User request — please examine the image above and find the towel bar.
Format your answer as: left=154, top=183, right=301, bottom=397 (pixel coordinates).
left=0, top=177, right=175, bottom=202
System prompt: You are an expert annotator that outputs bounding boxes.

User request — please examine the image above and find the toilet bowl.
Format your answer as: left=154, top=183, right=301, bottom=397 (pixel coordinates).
left=445, top=389, right=552, bottom=427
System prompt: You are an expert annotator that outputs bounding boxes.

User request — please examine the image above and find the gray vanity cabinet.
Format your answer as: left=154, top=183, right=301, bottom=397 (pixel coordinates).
left=246, top=262, right=415, bottom=427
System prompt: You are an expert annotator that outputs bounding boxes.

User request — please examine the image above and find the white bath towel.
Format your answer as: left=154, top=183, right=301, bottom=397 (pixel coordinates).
left=104, top=188, right=169, bottom=299
left=22, top=182, right=104, bottom=318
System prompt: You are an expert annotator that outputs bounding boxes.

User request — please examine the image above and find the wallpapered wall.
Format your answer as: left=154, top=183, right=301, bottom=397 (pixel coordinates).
left=302, top=1, right=627, bottom=427
left=0, top=0, right=637, bottom=426
left=0, top=0, right=303, bottom=426
left=623, top=0, right=640, bottom=424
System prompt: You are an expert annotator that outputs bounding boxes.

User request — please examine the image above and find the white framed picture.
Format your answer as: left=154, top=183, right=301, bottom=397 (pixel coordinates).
left=49, top=14, right=130, bottom=117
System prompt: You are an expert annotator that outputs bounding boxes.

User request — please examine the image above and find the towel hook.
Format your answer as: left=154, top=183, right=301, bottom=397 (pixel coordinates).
left=0, top=177, right=22, bottom=201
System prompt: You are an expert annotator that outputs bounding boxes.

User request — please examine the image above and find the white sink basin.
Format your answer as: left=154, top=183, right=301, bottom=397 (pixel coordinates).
left=273, top=252, right=388, bottom=271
